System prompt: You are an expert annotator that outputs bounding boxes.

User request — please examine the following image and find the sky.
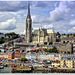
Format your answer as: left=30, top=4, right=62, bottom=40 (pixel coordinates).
left=0, top=1, right=75, bottom=34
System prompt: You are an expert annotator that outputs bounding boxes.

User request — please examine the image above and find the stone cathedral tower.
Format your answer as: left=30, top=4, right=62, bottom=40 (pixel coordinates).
left=25, top=3, right=32, bottom=43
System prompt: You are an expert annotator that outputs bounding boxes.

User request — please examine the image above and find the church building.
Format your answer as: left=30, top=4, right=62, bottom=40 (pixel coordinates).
left=25, top=4, right=56, bottom=44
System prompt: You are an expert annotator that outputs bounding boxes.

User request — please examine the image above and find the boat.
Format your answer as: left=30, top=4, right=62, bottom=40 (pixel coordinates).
left=0, top=63, right=4, bottom=69
left=11, top=66, right=33, bottom=73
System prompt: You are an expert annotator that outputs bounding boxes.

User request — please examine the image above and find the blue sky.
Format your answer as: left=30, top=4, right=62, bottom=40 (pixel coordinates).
left=0, top=1, right=75, bottom=34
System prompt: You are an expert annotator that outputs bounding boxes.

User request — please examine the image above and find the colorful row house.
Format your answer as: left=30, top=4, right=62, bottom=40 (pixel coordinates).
left=51, top=60, right=60, bottom=67
left=60, top=55, right=75, bottom=68
left=8, top=50, right=25, bottom=60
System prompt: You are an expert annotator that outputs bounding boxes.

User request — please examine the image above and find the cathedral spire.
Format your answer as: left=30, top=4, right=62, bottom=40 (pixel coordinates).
left=27, top=2, right=31, bottom=18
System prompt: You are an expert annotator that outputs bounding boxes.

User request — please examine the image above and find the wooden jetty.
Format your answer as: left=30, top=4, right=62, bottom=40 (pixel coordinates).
left=35, top=68, right=51, bottom=72
left=11, top=66, right=33, bottom=72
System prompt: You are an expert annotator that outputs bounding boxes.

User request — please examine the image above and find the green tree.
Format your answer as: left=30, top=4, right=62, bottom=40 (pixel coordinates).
left=67, top=34, right=69, bottom=37
left=73, top=34, right=75, bottom=37
left=44, top=42, right=47, bottom=45
left=0, top=37, right=4, bottom=44
left=20, top=57, right=27, bottom=62
left=56, top=32, right=61, bottom=38
left=49, top=41, right=53, bottom=45
left=44, top=46, right=58, bottom=53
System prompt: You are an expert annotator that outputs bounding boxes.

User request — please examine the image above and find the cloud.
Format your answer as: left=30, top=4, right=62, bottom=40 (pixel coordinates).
left=0, top=1, right=75, bottom=34
left=0, top=1, right=28, bottom=11
left=68, top=27, right=75, bottom=33
left=49, top=1, right=70, bottom=22
left=35, top=1, right=47, bottom=8
left=20, top=30, right=25, bottom=35
left=0, top=18, right=16, bottom=30
left=69, top=19, right=75, bottom=26
left=43, top=24, right=54, bottom=29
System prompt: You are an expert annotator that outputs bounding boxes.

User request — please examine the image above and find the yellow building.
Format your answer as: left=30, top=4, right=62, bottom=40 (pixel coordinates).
left=60, top=55, right=75, bottom=68
left=51, top=61, right=60, bottom=67
left=59, top=54, right=64, bottom=61
left=0, top=54, right=8, bottom=59
left=3, top=54, right=8, bottom=59
left=42, top=47, right=48, bottom=49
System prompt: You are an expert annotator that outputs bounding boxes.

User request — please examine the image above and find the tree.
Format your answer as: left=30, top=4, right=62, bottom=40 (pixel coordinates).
left=20, top=57, right=27, bottom=62
left=49, top=41, right=53, bottom=45
left=67, top=34, right=69, bottom=37
left=44, top=42, right=47, bottom=45
left=56, top=32, right=61, bottom=38
left=73, top=34, right=75, bottom=37
left=0, top=50, right=1, bottom=52
left=0, top=37, right=4, bottom=44
left=44, top=46, right=58, bottom=53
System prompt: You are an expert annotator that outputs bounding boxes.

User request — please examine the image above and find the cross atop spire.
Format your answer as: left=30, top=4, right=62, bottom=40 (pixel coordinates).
left=27, top=2, right=31, bottom=19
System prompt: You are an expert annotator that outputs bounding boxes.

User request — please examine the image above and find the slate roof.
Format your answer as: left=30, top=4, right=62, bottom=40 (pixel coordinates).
left=32, top=30, right=39, bottom=35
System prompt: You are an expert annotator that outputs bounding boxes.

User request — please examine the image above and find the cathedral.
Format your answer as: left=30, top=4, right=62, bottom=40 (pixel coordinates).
left=25, top=4, right=56, bottom=44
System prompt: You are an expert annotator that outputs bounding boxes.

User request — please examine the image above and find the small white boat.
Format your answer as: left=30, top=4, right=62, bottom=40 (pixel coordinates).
left=0, top=65, right=4, bottom=69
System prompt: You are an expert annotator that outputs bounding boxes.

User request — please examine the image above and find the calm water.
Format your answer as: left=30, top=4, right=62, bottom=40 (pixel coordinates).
left=0, top=67, right=11, bottom=73
left=0, top=67, right=51, bottom=73
left=0, top=67, right=73, bottom=73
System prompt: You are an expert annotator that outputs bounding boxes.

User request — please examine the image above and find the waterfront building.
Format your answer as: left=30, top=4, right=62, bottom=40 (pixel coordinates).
left=14, top=50, right=21, bottom=59
left=25, top=52, right=36, bottom=61
left=8, top=52, right=14, bottom=60
left=61, top=35, right=75, bottom=43
left=51, top=60, right=60, bottom=67
left=21, top=53, right=25, bottom=58
left=54, top=54, right=59, bottom=61
left=0, top=54, right=8, bottom=59
left=38, top=54, right=47, bottom=61
left=46, top=53, right=55, bottom=61
left=38, top=53, right=60, bottom=61
left=25, top=3, right=56, bottom=44
left=54, top=43, right=73, bottom=54
left=73, top=43, right=75, bottom=54
left=60, top=54, right=75, bottom=68
left=0, top=46, right=4, bottom=52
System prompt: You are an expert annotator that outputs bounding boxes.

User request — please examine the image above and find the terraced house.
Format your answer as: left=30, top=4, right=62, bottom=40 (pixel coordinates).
left=60, top=54, right=75, bottom=68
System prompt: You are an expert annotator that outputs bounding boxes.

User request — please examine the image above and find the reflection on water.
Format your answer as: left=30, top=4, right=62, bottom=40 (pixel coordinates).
left=0, top=67, right=11, bottom=73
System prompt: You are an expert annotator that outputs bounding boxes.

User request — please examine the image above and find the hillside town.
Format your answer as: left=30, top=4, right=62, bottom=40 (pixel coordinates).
left=0, top=1, right=75, bottom=73
left=0, top=33, right=75, bottom=73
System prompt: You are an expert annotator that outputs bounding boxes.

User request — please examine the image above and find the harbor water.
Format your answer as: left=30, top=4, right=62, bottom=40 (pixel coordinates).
left=0, top=67, right=51, bottom=73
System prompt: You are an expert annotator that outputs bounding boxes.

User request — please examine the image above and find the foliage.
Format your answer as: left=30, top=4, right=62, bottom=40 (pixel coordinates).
left=3, top=39, right=10, bottom=42
left=56, top=32, right=61, bottom=38
left=67, top=34, right=69, bottom=37
left=20, top=57, right=28, bottom=62
left=70, top=51, right=72, bottom=54
left=44, top=46, right=58, bottom=53
left=44, top=42, right=47, bottom=45
left=73, top=34, right=75, bottom=37
left=5, top=32, right=16, bottom=36
left=0, top=32, right=19, bottom=44
left=0, top=37, right=5, bottom=44
left=5, top=32, right=19, bottom=40
left=11, top=47, right=20, bottom=49
left=53, top=67, right=57, bottom=69
left=49, top=41, right=53, bottom=45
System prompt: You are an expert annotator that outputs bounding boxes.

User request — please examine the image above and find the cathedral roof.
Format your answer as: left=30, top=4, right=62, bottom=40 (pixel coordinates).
left=47, top=29, right=55, bottom=34
left=32, top=30, right=39, bottom=34
left=32, top=28, right=55, bottom=35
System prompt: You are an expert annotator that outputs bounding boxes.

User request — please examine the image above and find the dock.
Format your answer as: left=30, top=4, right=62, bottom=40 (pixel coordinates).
left=35, top=68, right=51, bottom=72
left=11, top=66, right=33, bottom=72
